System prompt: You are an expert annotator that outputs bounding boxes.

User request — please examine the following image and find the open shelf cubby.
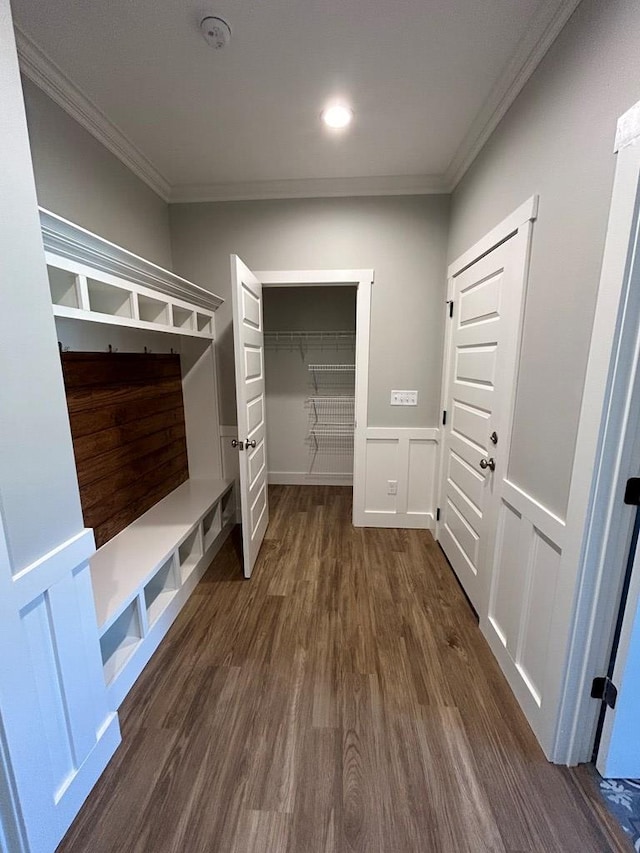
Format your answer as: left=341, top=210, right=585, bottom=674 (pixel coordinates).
left=138, top=293, right=170, bottom=326
left=173, top=305, right=195, bottom=331
left=48, top=266, right=81, bottom=309
left=179, top=526, right=203, bottom=582
left=100, top=600, right=142, bottom=686
left=221, top=488, right=235, bottom=526
left=144, top=556, right=179, bottom=627
left=202, top=503, right=222, bottom=551
left=87, top=279, right=134, bottom=318
left=197, top=313, right=213, bottom=334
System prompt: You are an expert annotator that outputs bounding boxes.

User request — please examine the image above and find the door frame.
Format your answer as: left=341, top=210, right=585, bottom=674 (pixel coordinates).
left=435, top=195, right=538, bottom=554
left=552, top=98, right=640, bottom=765
left=253, top=268, right=374, bottom=525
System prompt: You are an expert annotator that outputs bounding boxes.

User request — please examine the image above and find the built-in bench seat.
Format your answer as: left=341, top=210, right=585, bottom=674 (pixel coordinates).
left=90, top=478, right=234, bottom=708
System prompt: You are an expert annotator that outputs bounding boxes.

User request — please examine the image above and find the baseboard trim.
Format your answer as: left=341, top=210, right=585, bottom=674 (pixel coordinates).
left=268, top=472, right=353, bottom=486
left=355, top=510, right=435, bottom=530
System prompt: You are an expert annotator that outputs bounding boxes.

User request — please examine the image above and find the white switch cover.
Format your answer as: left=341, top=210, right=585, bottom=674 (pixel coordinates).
left=390, top=390, right=418, bottom=406
left=387, top=480, right=398, bottom=495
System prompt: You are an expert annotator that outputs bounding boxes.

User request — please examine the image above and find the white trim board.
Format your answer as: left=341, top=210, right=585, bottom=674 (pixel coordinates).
left=16, top=2, right=579, bottom=201
left=171, top=174, right=449, bottom=203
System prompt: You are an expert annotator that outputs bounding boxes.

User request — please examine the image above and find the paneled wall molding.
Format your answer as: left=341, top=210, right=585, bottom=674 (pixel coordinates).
left=501, top=479, right=566, bottom=548
left=40, top=207, right=222, bottom=312
left=483, top=478, right=566, bottom=739
left=11, top=527, right=95, bottom=610
left=355, top=426, right=440, bottom=529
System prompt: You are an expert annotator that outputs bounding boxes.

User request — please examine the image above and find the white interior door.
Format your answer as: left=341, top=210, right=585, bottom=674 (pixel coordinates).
left=231, top=255, right=269, bottom=578
left=438, top=237, right=519, bottom=613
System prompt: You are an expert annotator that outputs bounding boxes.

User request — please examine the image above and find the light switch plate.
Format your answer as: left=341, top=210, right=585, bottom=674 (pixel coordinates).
left=390, top=390, right=418, bottom=406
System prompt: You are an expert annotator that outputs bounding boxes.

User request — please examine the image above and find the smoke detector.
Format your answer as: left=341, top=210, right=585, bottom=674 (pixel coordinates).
left=200, top=16, right=231, bottom=49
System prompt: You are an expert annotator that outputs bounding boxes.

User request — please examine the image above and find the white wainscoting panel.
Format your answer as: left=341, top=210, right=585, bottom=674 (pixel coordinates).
left=354, top=428, right=439, bottom=529
left=482, top=478, right=566, bottom=727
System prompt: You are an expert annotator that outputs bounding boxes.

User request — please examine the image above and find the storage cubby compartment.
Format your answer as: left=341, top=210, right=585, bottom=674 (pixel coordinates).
left=178, top=526, right=202, bottom=581
left=48, top=266, right=80, bottom=308
left=173, top=306, right=195, bottom=331
left=144, top=556, right=178, bottom=627
left=87, top=279, right=133, bottom=318
left=202, top=503, right=222, bottom=551
left=221, top=488, right=235, bottom=526
left=138, top=294, right=170, bottom=326
left=100, top=601, right=142, bottom=686
left=197, top=313, right=213, bottom=335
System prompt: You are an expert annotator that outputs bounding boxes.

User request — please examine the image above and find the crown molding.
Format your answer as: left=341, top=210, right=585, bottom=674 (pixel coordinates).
left=15, top=27, right=171, bottom=202
left=15, top=0, right=578, bottom=205
left=39, top=207, right=222, bottom=311
left=444, top=0, right=582, bottom=190
left=169, top=173, right=449, bottom=203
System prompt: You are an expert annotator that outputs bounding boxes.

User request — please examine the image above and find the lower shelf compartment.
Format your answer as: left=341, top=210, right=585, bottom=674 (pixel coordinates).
left=144, top=557, right=178, bottom=627
left=100, top=601, right=142, bottom=686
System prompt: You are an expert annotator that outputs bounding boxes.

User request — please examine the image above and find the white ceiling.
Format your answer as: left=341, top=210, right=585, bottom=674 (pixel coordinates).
left=11, top=0, right=580, bottom=202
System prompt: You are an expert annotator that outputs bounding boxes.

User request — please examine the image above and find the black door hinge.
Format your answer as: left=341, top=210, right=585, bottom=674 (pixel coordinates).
left=436, top=507, right=441, bottom=522
left=624, top=477, right=640, bottom=505
left=448, top=300, right=454, bottom=318
left=591, top=676, right=618, bottom=709
left=442, top=410, right=447, bottom=426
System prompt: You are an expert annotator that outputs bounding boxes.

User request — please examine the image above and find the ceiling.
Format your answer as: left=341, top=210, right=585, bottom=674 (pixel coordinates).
left=11, top=0, right=581, bottom=202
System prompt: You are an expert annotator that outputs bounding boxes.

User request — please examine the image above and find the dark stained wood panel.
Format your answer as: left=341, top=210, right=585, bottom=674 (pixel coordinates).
left=58, top=486, right=630, bottom=853
left=61, top=352, right=189, bottom=548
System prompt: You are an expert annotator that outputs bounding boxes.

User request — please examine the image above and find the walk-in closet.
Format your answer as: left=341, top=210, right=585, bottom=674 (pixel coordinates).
left=263, top=286, right=357, bottom=486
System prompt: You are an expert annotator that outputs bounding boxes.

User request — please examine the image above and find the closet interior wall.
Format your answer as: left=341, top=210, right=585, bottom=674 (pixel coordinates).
left=263, top=286, right=357, bottom=486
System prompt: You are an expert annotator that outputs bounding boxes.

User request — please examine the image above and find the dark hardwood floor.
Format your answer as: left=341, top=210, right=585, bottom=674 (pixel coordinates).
left=58, top=485, right=629, bottom=852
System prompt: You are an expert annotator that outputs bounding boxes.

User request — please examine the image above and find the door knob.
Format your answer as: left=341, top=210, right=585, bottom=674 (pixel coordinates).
left=231, top=439, right=244, bottom=450
left=246, top=439, right=257, bottom=449
left=479, top=457, right=496, bottom=471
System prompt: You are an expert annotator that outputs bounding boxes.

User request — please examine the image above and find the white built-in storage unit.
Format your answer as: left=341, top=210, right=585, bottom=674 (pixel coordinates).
left=41, top=209, right=218, bottom=340
left=40, top=208, right=232, bottom=710
left=263, top=287, right=357, bottom=485
left=94, top=479, right=234, bottom=707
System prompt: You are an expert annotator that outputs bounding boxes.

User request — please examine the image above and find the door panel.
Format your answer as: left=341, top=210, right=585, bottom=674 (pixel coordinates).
left=231, top=255, right=269, bottom=578
left=439, top=243, right=511, bottom=612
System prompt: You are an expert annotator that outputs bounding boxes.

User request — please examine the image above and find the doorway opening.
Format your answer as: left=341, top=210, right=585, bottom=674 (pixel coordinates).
left=263, top=285, right=357, bottom=486
left=230, top=260, right=373, bottom=578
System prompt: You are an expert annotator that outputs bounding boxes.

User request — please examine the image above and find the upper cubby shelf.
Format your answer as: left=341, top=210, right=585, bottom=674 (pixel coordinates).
left=40, top=208, right=223, bottom=339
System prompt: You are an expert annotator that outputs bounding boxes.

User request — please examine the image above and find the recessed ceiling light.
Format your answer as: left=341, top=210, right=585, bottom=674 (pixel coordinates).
left=321, top=104, right=354, bottom=129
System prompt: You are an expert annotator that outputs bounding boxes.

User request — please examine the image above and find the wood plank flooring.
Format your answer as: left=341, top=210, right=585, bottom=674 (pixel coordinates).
left=58, top=486, right=630, bottom=852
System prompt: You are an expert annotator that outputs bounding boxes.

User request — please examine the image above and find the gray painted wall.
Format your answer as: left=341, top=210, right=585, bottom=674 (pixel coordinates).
left=170, top=195, right=450, bottom=427
left=0, top=13, right=84, bottom=570
left=21, top=78, right=173, bottom=269
left=448, top=0, right=640, bottom=519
